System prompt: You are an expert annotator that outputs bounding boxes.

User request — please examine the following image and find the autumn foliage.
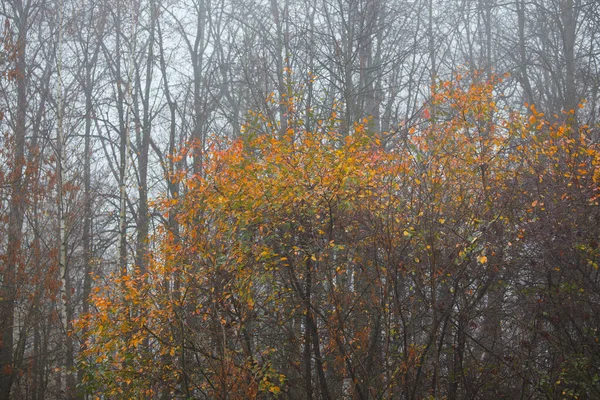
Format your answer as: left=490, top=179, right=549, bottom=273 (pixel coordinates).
left=79, top=75, right=600, bottom=399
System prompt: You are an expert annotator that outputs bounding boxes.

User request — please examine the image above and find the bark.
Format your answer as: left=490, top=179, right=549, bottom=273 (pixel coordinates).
left=117, top=0, right=135, bottom=277
left=135, top=0, right=156, bottom=275
left=303, top=261, right=313, bottom=400
left=516, top=0, right=534, bottom=105
left=77, top=6, right=103, bottom=396
left=561, top=0, right=577, bottom=116
left=270, top=0, right=290, bottom=138
left=304, top=259, right=331, bottom=400
left=191, top=0, right=207, bottom=176
left=0, top=1, right=28, bottom=395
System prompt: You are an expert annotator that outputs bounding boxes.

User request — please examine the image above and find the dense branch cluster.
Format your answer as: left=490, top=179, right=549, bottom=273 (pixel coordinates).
left=81, top=78, right=600, bottom=399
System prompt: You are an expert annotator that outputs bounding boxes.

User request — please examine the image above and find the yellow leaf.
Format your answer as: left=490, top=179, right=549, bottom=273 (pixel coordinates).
left=270, top=386, right=281, bottom=394
left=477, top=255, right=488, bottom=264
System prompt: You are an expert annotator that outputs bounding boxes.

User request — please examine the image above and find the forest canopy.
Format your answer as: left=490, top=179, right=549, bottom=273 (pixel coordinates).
left=79, top=76, right=600, bottom=398
left=1, top=0, right=599, bottom=398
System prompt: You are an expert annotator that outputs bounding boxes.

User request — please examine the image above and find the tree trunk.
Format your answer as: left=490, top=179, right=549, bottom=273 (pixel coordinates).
left=0, top=2, right=28, bottom=395
left=135, top=0, right=156, bottom=275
